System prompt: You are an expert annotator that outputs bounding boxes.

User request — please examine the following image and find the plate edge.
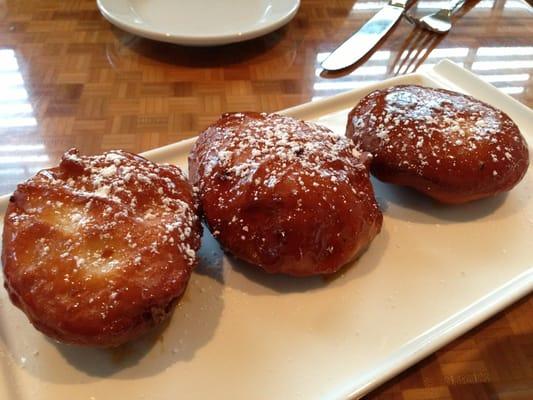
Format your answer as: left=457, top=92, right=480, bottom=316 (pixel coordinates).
left=335, top=269, right=533, bottom=400
left=96, top=0, right=301, bottom=46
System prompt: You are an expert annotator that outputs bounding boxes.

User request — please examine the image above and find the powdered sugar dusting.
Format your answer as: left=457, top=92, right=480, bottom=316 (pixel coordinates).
left=349, top=85, right=526, bottom=176
left=192, top=113, right=379, bottom=266
left=5, top=148, right=201, bottom=324
left=190, top=112, right=382, bottom=275
left=197, top=113, right=368, bottom=197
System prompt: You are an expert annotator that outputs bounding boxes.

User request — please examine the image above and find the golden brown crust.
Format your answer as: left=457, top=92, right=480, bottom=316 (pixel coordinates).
left=346, top=85, right=529, bottom=204
left=189, top=112, right=382, bottom=276
left=2, top=149, right=201, bottom=347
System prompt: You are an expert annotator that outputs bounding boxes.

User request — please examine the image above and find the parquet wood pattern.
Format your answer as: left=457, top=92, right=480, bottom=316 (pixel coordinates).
left=0, top=0, right=531, bottom=398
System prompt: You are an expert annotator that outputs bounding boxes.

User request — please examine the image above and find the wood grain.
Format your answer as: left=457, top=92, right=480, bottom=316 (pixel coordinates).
left=0, top=0, right=531, bottom=398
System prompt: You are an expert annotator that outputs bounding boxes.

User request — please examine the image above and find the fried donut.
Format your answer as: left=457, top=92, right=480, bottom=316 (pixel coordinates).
left=346, top=85, right=529, bottom=204
left=2, top=149, right=201, bottom=347
left=189, top=112, right=382, bottom=276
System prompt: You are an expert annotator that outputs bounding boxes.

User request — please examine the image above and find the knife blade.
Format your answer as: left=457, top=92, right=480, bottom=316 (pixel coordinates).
left=321, top=1, right=408, bottom=71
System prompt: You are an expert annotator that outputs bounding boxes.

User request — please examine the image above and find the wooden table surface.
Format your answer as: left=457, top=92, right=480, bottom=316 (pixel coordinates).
left=0, top=0, right=532, bottom=398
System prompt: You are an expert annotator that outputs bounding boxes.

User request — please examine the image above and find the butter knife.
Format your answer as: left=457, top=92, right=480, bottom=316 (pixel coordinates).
left=321, top=0, right=409, bottom=71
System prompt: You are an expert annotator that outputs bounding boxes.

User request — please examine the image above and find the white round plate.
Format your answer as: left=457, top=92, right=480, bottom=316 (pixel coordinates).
left=97, top=0, right=300, bottom=46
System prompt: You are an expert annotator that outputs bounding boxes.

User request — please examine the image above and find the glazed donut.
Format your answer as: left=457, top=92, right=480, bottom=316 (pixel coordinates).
left=2, top=149, right=201, bottom=347
left=189, top=112, right=382, bottom=276
left=346, top=85, right=529, bottom=203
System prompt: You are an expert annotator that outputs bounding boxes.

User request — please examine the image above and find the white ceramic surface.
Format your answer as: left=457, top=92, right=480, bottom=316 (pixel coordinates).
left=96, top=0, right=300, bottom=46
left=0, top=61, right=532, bottom=400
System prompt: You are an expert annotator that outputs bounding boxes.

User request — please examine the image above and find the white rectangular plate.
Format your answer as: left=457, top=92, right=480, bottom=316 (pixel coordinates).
left=1, top=60, right=532, bottom=400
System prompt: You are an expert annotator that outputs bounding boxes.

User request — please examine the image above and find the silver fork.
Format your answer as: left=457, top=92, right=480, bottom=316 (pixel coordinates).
left=406, top=0, right=466, bottom=34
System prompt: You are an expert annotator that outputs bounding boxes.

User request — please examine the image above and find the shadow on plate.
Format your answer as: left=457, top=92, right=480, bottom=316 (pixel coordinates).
left=27, top=232, right=225, bottom=382
left=0, top=318, right=23, bottom=400
left=227, top=256, right=324, bottom=293
left=372, top=177, right=520, bottom=224
left=224, top=226, right=389, bottom=295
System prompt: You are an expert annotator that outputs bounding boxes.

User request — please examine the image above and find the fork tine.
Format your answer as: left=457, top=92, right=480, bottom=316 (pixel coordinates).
left=387, top=27, right=423, bottom=75
left=413, top=34, right=446, bottom=72
left=393, top=29, right=427, bottom=75
left=405, top=33, right=439, bottom=73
